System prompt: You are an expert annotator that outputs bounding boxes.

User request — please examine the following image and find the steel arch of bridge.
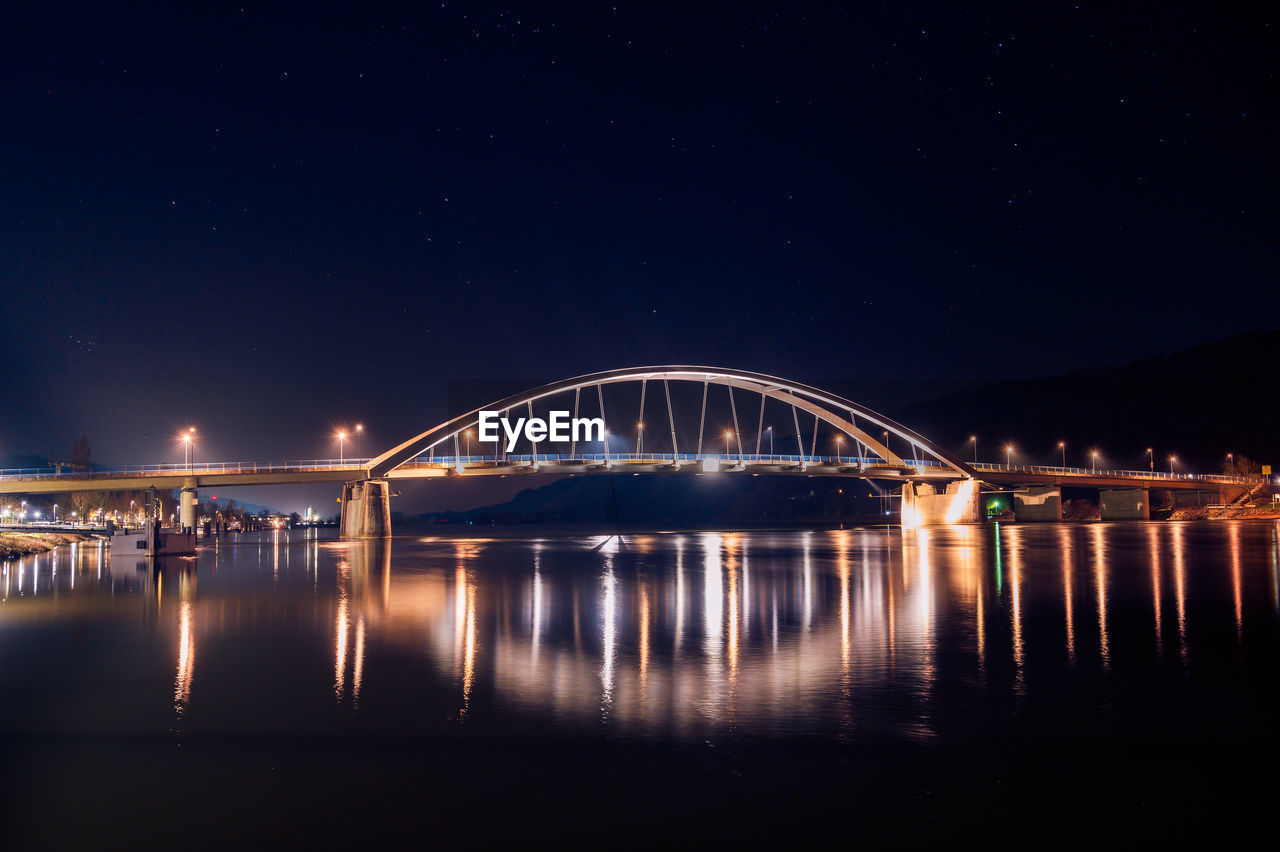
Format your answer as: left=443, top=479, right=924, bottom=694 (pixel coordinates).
left=366, top=367, right=974, bottom=480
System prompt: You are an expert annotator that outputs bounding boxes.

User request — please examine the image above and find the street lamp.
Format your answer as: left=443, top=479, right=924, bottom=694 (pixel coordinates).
left=1005, top=444, right=1014, bottom=469
left=1091, top=450, right=1099, bottom=472
left=835, top=435, right=844, bottom=464
left=883, top=430, right=890, bottom=457
left=1169, top=455, right=1177, bottom=475
left=337, top=431, right=346, bottom=464
left=970, top=435, right=977, bottom=465
left=464, top=429, right=472, bottom=458
left=1147, top=448, right=1154, bottom=471
left=767, top=425, right=773, bottom=456
left=1058, top=441, right=1066, bottom=468
left=637, top=421, right=644, bottom=455
left=182, top=433, right=193, bottom=471
left=355, top=424, right=364, bottom=461
left=724, top=430, right=733, bottom=457
left=1226, top=452, right=1234, bottom=474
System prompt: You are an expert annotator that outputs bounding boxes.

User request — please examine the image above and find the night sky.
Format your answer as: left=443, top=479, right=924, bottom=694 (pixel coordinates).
left=2, top=4, right=1275, bottom=510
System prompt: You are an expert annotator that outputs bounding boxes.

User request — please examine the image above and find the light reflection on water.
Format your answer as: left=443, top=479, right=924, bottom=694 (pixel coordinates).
left=2, top=522, right=1279, bottom=744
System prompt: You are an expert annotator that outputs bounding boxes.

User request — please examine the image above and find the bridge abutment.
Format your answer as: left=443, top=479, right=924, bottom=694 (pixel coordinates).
left=1013, top=484, right=1062, bottom=522
left=1099, top=488, right=1150, bottom=521
left=901, top=479, right=981, bottom=526
left=340, top=479, right=392, bottom=539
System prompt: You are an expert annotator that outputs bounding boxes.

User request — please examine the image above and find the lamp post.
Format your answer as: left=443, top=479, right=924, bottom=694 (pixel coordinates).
left=1091, top=450, right=1099, bottom=472
left=464, top=429, right=472, bottom=458
left=1147, top=447, right=1154, bottom=471
left=1058, top=441, right=1066, bottom=468
left=724, top=431, right=733, bottom=458
left=1226, top=452, right=1234, bottom=474
left=970, top=435, right=977, bottom=465
left=835, top=435, right=844, bottom=465
left=337, top=431, right=346, bottom=465
left=355, top=424, right=364, bottom=462
left=1005, top=444, right=1013, bottom=469
left=1169, top=455, right=1177, bottom=475
left=767, top=425, right=773, bottom=456
left=637, top=422, right=644, bottom=455
left=182, top=432, right=193, bottom=471
left=882, top=430, right=890, bottom=457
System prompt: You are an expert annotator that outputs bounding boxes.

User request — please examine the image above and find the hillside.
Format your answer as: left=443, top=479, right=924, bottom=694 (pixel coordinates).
left=408, top=474, right=878, bottom=528
left=891, top=330, right=1278, bottom=471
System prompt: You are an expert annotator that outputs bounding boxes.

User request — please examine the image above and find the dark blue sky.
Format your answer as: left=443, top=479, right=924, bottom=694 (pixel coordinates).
left=1, top=3, right=1275, bottom=509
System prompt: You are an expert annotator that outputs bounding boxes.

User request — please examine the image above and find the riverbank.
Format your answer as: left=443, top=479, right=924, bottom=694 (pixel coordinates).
left=0, top=532, right=90, bottom=559
left=1170, top=504, right=1280, bottom=521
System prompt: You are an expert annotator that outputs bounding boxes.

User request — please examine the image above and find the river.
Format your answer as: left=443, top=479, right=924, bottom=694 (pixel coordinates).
left=2, top=522, right=1277, bottom=846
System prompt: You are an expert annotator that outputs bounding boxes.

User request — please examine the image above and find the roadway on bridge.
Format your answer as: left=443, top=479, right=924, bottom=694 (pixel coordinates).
left=0, top=453, right=1254, bottom=495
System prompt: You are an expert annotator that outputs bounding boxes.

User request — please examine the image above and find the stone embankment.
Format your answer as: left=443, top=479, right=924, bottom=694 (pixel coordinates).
left=1169, top=504, right=1280, bottom=521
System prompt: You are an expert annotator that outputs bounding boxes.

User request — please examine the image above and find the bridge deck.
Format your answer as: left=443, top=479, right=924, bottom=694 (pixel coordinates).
left=0, top=453, right=1259, bottom=495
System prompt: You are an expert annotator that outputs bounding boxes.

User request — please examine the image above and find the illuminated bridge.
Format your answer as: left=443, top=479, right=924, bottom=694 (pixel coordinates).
left=0, top=366, right=1260, bottom=534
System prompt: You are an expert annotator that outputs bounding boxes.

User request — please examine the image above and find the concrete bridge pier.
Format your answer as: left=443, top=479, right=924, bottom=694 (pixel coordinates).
left=179, top=480, right=198, bottom=532
left=901, top=479, right=981, bottom=526
left=1013, top=484, right=1062, bottom=522
left=1099, top=488, right=1150, bottom=521
left=340, top=479, right=392, bottom=538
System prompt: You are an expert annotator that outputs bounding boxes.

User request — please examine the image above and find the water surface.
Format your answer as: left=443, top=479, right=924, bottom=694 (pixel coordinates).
left=2, top=522, right=1278, bottom=845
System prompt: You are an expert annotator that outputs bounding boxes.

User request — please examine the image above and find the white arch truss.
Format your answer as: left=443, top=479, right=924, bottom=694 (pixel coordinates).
left=365, top=367, right=974, bottom=480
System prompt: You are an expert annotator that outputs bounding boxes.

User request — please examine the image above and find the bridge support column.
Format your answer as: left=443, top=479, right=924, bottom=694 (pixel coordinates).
left=1099, top=488, right=1150, bottom=521
left=340, top=479, right=392, bottom=539
left=901, top=479, right=981, bottom=527
left=179, top=480, right=198, bottom=532
left=1013, top=484, right=1062, bottom=522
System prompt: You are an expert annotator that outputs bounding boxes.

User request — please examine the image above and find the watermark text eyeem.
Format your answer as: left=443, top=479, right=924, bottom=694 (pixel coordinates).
left=477, top=411, right=604, bottom=452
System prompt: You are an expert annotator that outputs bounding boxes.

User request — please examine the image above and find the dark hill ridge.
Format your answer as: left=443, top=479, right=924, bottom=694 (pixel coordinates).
left=410, top=474, right=876, bottom=528
left=890, top=330, right=1278, bottom=472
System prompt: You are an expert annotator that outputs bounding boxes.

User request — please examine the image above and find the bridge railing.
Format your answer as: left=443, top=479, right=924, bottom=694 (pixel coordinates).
left=0, top=459, right=372, bottom=481
left=970, top=462, right=1258, bottom=484
left=402, top=452, right=942, bottom=467
left=1, top=456, right=1261, bottom=485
